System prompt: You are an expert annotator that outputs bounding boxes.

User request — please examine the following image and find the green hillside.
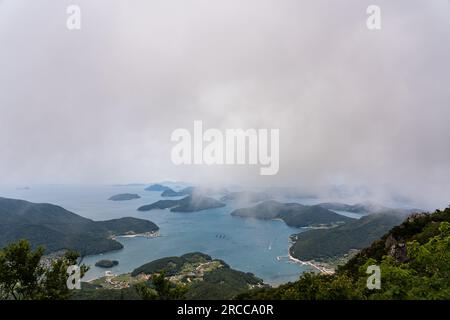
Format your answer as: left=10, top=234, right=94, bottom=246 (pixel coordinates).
left=108, top=193, right=140, bottom=201
left=0, top=197, right=159, bottom=255
left=231, top=200, right=354, bottom=227
left=239, top=206, right=450, bottom=300
left=290, top=213, right=405, bottom=260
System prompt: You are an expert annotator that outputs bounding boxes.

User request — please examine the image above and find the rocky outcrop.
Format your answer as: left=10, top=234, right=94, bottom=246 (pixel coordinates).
left=385, top=234, right=408, bottom=263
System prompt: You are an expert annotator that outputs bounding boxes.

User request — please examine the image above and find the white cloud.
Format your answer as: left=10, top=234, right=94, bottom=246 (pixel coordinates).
left=0, top=0, right=449, bottom=208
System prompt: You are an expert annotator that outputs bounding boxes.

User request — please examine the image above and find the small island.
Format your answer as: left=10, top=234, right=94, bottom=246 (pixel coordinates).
left=108, top=193, right=141, bottom=201
left=95, top=259, right=119, bottom=268
left=138, top=195, right=225, bottom=212
left=144, top=184, right=171, bottom=192
left=161, top=188, right=189, bottom=197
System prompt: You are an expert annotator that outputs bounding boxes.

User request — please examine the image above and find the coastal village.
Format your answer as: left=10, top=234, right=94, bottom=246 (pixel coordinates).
left=90, top=257, right=231, bottom=290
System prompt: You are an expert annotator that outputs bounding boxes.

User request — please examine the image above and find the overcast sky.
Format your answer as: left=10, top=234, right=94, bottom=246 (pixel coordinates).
left=0, top=0, right=449, bottom=208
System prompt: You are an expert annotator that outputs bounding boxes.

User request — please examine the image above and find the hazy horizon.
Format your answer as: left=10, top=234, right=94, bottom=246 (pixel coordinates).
left=1, top=0, right=449, bottom=209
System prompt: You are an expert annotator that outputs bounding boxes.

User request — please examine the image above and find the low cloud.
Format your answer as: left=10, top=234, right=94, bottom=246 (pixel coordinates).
left=0, top=0, right=449, bottom=209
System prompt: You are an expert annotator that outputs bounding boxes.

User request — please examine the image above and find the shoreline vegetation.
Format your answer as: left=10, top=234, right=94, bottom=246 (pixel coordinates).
left=113, top=230, right=160, bottom=239
left=286, top=237, right=337, bottom=275
left=288, top=213, right=406, bottom=261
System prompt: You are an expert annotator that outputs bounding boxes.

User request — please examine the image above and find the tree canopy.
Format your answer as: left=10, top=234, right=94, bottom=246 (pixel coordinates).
left=0, top=239, right=88, bottom=300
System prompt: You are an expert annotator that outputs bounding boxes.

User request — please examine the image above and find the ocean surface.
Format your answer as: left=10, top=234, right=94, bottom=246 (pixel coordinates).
left=0, top=184, right=359, bottom=285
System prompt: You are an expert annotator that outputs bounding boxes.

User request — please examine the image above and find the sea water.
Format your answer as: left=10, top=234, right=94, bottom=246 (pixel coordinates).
left=0, top=184, right=344, bottom=285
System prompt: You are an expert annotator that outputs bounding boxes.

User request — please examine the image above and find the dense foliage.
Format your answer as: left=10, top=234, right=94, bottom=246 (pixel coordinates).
left=290, top=213, right=404, bottom=260
left=0, top=240, right=88, bottom=300
left=144, top=184, right=171, bottom=192
left=131, top=252, right=212, bottom=276
left=239, top=207, right=450, bottom=300
left=108, top=193, right=141, bottom=201
left=135, top=272, right=188, bottom=300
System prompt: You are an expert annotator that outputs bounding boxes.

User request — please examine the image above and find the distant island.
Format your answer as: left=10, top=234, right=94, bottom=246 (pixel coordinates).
left=161, top=187, right=191, bottom=197
left=144, top=184, right=171, bottom=192
left=220, top=191, right=272, bottom=203
left=160, top=186, right=229, bottom=197
left=95, top=259, right=119, bottom=268
left=230, top=200, right=353, bottom=228
left=138, top=195, right=226, bottom=212
left=317, top=202, right=388, bottom=215
left=317, top=201, right=418, bottom=216
left=0, top=197, right=159, bottom=255
left=108, top=193, right=141, bottom=201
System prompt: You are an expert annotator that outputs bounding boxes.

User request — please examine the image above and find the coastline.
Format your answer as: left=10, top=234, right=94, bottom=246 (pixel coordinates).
left=288, top=251, right=335, bottom=275
left=114, top=231, right=160, bottom=239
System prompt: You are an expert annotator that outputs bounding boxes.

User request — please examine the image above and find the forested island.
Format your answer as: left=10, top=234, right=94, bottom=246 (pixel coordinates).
left=138, top=195, right=225, bottom=212
left=230, top=200, right=353, bottom=228
left=95, top=259, right=119, bottom=268
left=0, top=197, right=159, bottom=255
left=144, top=184, right=171, bottom=192
left=108, top=193, right=141, bottom=201
left=161, top=188, right=190, bottom=197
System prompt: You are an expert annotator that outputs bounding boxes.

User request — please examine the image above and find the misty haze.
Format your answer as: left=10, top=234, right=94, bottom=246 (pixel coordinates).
left=0, top=0, right=449, bottom=304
